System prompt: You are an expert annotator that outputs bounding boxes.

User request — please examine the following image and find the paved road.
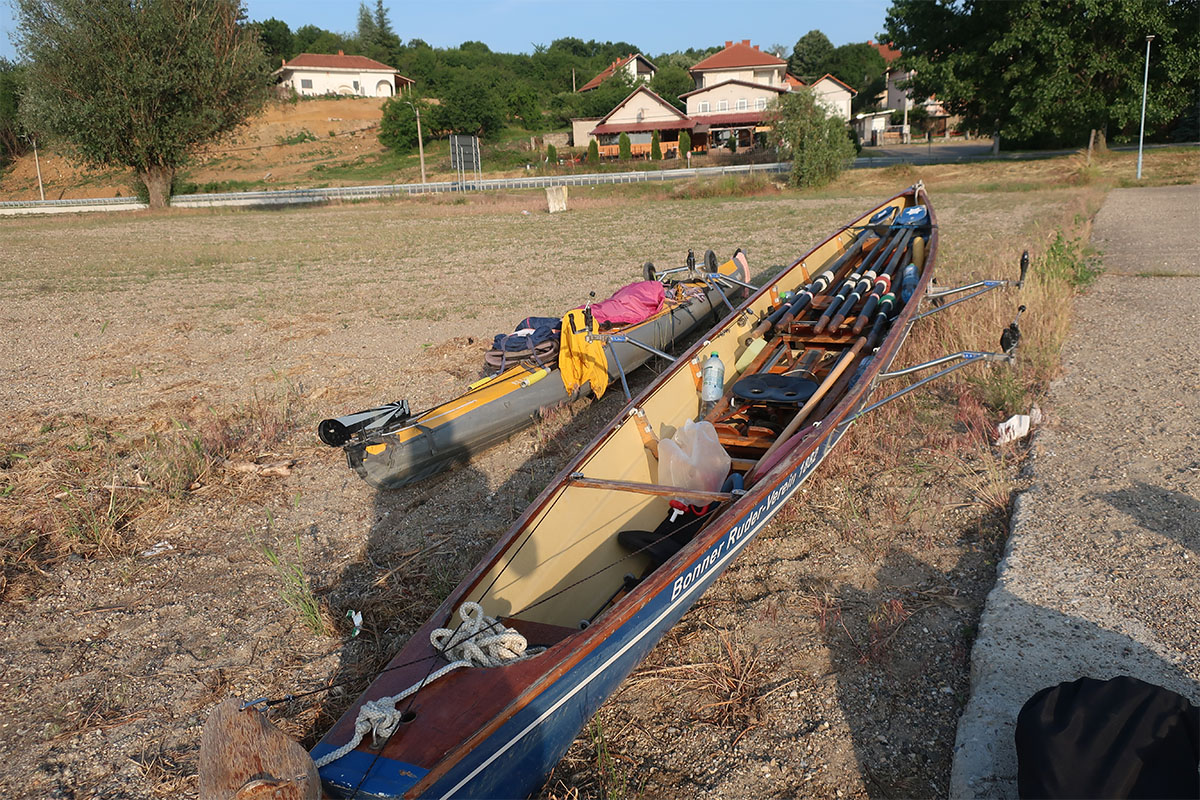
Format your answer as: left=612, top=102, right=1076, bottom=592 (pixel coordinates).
left=950, top=183, right=1200, bottom=796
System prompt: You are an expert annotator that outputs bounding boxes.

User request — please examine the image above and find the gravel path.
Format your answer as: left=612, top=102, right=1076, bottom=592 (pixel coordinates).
left=950, top=183, right=1200, bottom=797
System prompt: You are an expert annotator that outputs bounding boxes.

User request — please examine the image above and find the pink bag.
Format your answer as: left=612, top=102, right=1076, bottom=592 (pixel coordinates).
left=588, top=281, right=665, bottom=327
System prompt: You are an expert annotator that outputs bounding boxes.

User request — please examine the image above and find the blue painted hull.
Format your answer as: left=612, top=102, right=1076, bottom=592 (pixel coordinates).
left=315, top=427, right=849, bottom=799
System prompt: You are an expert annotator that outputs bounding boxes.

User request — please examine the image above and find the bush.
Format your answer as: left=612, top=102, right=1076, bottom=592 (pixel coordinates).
left=546, top=143, right=557, bottom=163
left=618, top=132, right=631, bottom=160
left=678, top=130, right=691, bottom=158
left=769, top=89, right=857, bottom=189
left=379, top=96, right=428, bottom=152
left=587, top=139, right=599, bottom=165
left=431, top=70, right=505, bottom=138
left=650, top=130, right=661, bottom=160
left=725, top=136, right=737, bottom=153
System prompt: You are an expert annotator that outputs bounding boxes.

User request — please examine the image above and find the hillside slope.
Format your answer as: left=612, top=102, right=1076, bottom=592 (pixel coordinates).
left=0, top=98, right=423, bottom=201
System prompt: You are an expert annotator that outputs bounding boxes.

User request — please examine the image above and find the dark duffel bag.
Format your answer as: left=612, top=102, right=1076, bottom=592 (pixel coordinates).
left=1016, top=675, right=1199, bottom=799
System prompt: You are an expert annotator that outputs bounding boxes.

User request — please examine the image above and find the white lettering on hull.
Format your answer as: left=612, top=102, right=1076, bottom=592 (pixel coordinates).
left=670, top=439, right=832, bottom=602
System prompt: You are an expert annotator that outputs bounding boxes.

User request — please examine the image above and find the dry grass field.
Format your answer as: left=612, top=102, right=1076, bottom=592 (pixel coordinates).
left=0, top=149, right=1194, bottom=798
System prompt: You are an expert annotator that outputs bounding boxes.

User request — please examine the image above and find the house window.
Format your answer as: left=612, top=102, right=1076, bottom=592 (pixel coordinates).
left=755, top=98, right=767, bottom=110
left=736, top=98, right=748, bottom=111
left=353, top=81, right=359, bottom=91
left=718, top=100, right=728, bottom=112
left=300, top=79, right=312, bottom=89
left=699, top=101, right=710, bottom=113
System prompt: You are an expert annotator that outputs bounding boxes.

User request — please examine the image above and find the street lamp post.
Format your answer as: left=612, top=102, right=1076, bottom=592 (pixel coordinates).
left=1137, top=34, right=1155, bottom=180
left=406, top=100, right=426, bottom=185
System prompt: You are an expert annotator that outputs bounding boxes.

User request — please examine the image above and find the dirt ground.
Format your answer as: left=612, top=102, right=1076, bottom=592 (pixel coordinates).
left=0, top=169, right=1149, bottom=798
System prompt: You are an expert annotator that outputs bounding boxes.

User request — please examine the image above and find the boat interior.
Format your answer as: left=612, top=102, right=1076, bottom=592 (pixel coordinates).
left=460, top=193, right=932, bottom=640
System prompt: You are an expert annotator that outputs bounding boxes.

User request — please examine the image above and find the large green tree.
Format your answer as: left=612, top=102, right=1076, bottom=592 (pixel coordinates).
left=884, top=0, right=1200, bottom=148
left=356, top=1, right=401, bottom=65
left=294, top=24, right=351, bottom=55
left=16, top=0, right=269, bottom=208
left=428, top=70, right=505, bottom=138
left=649, top=64, right=693, bottom=110
left=378, top=95, right=431, bottom=152
left=769, top=89, right=856, bottom=188
left=822, top=43, right=887, bottom=113
left=251, top=17, right=295, bottom=63
left=789, top=30, right=835, bottom=78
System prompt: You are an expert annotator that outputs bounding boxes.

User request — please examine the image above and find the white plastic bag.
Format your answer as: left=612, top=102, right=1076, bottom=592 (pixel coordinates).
left=658, top=419, right=731, bottom=494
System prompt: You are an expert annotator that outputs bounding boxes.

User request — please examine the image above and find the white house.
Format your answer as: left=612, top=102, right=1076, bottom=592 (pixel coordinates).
left=807, top=74, right=857, bottom=122
left=586, top=85, right=692, bottom=156
left=275, top=52, right=414, bottom=98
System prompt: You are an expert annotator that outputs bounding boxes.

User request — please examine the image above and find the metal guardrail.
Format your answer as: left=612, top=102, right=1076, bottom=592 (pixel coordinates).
left=3, top=142, right=1193, bottom=214
left=0, top=163, right=790, bottom=214
left=172, top=162, right=791, bottom=206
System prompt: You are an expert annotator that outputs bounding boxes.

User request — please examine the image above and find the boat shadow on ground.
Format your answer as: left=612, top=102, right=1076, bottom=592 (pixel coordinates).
left=299, top=361, right=674, bottom=758
left=820, top=480, right=1199, bottom=799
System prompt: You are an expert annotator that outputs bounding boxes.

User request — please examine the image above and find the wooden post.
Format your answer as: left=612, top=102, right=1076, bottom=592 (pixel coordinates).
left=1087, top=129, right=1095, bottom=166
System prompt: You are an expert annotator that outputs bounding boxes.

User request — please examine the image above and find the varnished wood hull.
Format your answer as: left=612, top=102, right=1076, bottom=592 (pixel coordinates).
left=313, top=185, right=937, bottom=798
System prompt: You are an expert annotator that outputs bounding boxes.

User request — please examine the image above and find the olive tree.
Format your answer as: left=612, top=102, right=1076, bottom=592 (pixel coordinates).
left=16, top=0, right=269, bottom=208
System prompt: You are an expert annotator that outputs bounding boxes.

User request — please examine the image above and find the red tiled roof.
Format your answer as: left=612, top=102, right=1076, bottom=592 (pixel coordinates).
left=869, top=40, right=902, bottom=64
left=283, top=52, right=397, bottom=72
left=690, top=40, right=786, bottom=72
left=577, top=54, right=657, bottom=92
left=591, top=119, right=694, bottom=135
left=785, top=73, right=805, bottom=88
left=679, top=78, right=788, bottom=99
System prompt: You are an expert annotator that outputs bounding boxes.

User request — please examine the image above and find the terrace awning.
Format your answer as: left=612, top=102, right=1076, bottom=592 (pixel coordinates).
left=590, top=119, right=694, bottom=135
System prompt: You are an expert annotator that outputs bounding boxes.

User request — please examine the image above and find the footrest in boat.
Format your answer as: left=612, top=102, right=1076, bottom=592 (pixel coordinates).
left=732, top=374, right=818, bottom=406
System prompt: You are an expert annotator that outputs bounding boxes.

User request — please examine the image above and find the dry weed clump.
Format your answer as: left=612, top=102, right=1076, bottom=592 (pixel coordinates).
left=0, top=385, right=306, bottom=600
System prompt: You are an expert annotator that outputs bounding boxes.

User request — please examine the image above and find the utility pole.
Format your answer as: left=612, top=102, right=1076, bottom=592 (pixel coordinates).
left=32, top=137, right=45, bottom=201
left=1137, top=34, right=1155, bottom=181
left=406, top=100, right=426, bottom=185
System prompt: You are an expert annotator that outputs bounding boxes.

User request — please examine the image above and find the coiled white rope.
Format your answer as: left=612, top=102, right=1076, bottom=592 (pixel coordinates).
left=314, top=602, right=540, bottom=769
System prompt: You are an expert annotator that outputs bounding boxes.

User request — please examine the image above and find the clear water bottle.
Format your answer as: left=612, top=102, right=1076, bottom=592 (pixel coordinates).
left=899, top=263, right=919, bottom=304
left=699, top=352, right=725, bottom=418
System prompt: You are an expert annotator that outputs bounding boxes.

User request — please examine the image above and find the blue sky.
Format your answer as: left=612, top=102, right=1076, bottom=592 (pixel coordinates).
left=1, top=0, right=894, bottom=62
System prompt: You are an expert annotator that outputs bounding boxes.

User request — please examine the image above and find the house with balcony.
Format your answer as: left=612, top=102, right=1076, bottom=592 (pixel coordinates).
left=275, top=52, right=414, bottom=98
left=683, top=40, right=790, bottom=150
left=578, top=54, right=657, bottom=92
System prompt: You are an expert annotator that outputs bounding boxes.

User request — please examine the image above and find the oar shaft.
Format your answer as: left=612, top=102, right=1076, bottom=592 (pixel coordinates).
left=829, top=229, right=915, bottom=333
left=813, top=227, right=906, bottom=334
left=747, top=230, right=874, bottom=344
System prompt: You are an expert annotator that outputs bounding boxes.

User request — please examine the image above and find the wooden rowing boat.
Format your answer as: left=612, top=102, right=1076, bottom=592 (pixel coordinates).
left=205, top=182, right=1025, bottom=799
left=319, top=253, right=752, bottom=489
left=304, top=184, right=941, bottom=798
